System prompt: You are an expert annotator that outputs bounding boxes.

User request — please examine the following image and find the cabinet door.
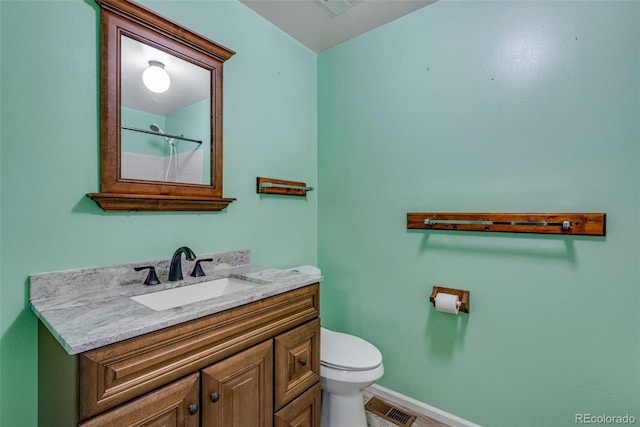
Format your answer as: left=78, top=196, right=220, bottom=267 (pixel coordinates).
left=274, top=383, right=321, bottom=427
left=79, top=373, right=200, bottom=427
left=201, top=340, right=273, bottom=427
left=274, top=318, right=320, bottom=410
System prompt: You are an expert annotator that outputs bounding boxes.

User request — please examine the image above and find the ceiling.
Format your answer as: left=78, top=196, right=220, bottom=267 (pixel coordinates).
left=120, top=0, right=438, bottom=116
left=240, top=0, right=437, bottom=53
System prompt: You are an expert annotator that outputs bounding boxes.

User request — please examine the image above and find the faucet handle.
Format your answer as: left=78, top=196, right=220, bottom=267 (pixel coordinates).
left=190, top=258, right=214, bottom=277
left=135, top=266, right=161, bottom=286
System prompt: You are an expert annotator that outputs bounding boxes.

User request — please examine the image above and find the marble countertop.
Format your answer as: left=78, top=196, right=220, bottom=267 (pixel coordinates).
left=30, top=250, right=322, bottom=355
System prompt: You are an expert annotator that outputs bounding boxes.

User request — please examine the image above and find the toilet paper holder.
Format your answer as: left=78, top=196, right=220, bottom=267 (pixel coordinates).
left=430, top=286, right=470, bottom=313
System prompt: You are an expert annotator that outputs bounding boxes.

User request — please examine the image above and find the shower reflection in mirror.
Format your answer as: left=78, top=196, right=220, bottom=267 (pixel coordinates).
left=119, top=35, right=211, bottom=185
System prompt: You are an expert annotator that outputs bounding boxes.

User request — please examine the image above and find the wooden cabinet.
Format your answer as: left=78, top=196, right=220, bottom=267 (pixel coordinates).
left=38, top=284, right=320, bottom=427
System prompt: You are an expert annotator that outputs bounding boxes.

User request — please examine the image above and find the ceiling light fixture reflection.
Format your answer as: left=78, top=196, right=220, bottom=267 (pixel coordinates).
left=142, top=60, right=171, bottom=93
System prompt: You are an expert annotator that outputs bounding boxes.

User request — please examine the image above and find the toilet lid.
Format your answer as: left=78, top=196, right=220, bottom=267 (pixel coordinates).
left=321, top=328, right=382, bottom=370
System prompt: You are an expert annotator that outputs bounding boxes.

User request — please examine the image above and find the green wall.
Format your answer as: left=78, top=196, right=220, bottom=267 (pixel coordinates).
left=318, top=1, right=639, bottom=426
left=2, top=1, right=639, bottom=426
left=0, top=1, right=316, bottom=426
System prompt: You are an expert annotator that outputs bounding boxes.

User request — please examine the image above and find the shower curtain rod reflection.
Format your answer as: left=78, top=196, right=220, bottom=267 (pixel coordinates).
left=121, top=126, right=203, bottom=144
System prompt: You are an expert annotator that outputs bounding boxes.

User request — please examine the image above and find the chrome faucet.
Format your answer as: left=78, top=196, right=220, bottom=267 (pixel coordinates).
left=168, top=246, right=196, bottom=281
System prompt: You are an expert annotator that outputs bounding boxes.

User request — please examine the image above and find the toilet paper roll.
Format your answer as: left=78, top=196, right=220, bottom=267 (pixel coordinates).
left=435, top=293, right=461, bottom=314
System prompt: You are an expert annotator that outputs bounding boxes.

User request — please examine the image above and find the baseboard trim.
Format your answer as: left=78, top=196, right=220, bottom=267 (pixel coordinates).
left=367, top=384, right=481, bottom=427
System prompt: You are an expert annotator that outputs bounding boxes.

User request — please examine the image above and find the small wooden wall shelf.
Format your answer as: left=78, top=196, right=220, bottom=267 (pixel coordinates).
left=407, top=212, right=606, bottom=236
left=87, top=193, right=235, bottom=212
left=430, top=286, right=470, bottom=313
left=257, top=177, right=314, bottom=197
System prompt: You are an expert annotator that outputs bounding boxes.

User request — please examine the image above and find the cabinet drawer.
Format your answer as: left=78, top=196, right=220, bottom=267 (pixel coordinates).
left=274, top=318, right=320, bottom=410
left=79, top=284, right=319, bottom=420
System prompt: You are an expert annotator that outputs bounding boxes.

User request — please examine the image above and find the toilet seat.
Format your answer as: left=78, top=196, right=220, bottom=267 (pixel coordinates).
left=320, top=328, right=382, bottom=371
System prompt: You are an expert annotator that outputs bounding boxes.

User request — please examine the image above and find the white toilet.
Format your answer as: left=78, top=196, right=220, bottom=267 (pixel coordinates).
left=320, top=327, right=384, bottom=427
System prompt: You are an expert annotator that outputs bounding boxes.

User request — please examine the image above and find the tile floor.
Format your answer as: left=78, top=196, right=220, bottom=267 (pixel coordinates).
left=363, top=389, right=450, bottom=427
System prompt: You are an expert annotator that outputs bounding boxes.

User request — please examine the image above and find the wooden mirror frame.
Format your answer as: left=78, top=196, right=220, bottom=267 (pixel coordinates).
left=88, top=0, right=236, bottom=211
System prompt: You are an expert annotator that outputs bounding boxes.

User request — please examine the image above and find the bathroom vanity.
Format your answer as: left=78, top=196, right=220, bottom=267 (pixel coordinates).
left=31, top=250, right=321, bottom=426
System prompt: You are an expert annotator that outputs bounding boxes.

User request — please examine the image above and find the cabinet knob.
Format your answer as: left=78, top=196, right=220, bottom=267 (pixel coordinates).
left=210, top=392, right=220, bottom=403
left=299, top=358, right=308, bottom=367
left=188, top=404, right=199, bottom=415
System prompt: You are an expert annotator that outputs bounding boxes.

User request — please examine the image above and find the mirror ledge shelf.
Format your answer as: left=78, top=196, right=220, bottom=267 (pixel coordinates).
left=87, top=193, right=236, bottom=212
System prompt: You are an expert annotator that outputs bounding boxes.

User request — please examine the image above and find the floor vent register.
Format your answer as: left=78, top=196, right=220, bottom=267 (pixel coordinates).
left=365, top=396, right=417, bottom=427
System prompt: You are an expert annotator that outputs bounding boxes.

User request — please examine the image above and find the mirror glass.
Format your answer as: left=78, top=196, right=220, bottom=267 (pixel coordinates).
left=120, top=35, right=211, bottom=185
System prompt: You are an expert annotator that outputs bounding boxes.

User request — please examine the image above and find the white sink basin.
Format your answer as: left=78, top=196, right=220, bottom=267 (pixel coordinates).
left=130, top=277, right=260, bottom=311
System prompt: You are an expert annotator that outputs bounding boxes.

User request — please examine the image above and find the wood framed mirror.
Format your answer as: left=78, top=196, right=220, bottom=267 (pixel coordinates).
left=88, top=0, right=235, bottom=211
